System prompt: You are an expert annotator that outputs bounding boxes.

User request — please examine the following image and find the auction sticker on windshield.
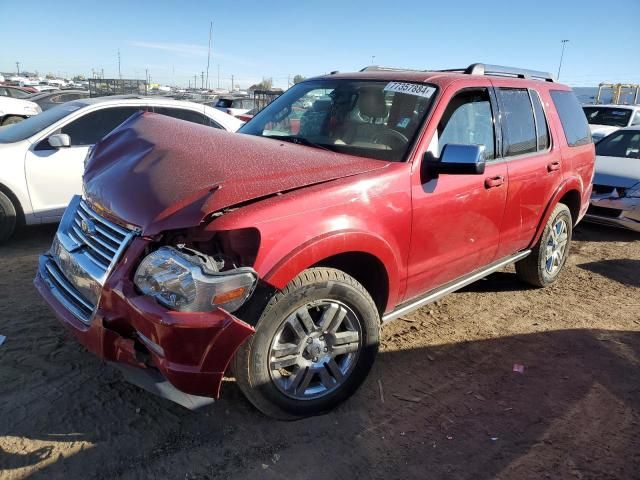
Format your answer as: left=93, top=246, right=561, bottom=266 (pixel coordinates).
left=384, top=82, right=435, bottom=98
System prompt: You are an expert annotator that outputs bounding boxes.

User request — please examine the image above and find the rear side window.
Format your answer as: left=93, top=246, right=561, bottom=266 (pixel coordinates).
left=530, top=90, right=550, bottom=150
left=497, top=88, right=537, bottom=156
left=154, top=107, right=222, bottom=129
left=550, top=91, right=591, bottom=147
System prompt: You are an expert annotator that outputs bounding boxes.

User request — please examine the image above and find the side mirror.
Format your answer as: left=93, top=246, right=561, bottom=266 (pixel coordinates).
left=424, top=144, right=486, bottom=176
left=48, top=133, right=71, bottom=149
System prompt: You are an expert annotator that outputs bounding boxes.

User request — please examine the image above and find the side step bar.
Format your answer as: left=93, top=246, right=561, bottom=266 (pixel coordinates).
left=382, top=250, right=531, bottom=323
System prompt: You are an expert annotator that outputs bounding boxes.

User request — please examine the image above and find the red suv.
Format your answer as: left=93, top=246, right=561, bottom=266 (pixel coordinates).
left=35, top=64, right=595, bottom=419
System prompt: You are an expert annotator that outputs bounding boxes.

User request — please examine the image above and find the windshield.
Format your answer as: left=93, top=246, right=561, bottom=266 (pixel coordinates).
left=239, top=79, right=437, bottom=162
left=595, top=130, right=640, bottom=158
left=583, top=106, right=632, bottom=127
left=0, top=101, right=84, bottom=143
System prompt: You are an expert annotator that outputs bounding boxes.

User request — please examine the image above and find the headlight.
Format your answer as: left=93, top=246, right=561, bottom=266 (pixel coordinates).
left=626, top=183, right=640, bottom=198
left=134, top=246, right=257, bottom=312
left=23, top=105, right=40, bottom=115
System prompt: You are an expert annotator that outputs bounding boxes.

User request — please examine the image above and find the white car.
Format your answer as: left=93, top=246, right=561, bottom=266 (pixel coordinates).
left=585, top=126, right=640, bottom=232
left=0, top=96, right=243, bottom=241
left=583, top=104, right=640, bottom=142
left=0, top=96, right=42, bottom=126
left=214, top=96, right=255, bottom=117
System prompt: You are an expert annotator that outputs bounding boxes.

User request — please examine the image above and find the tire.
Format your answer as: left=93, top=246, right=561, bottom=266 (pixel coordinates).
left=233, top=267, right=380, bottom=420
left=516, top=203, right=572, bottom=287
left=0, top=191, right=17, bottom=243
left=2, top=116, right=24, bottom=126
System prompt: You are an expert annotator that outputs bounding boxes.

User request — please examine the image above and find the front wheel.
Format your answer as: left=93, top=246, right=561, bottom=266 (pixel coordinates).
left=232, top=268, right=380, bottom=419
left=516, top=203, right=572, bottom=287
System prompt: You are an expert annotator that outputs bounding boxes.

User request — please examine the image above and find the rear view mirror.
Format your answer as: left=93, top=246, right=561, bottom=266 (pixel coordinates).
left=48, top=133, right=71, bottom=149
left=424, top=144, right=486, bottom=176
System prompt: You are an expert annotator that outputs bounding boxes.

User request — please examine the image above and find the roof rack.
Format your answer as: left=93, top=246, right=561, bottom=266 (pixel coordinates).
left=440, top=63, right=555, bottom=82
left=359, top=65, right=425, bottom=73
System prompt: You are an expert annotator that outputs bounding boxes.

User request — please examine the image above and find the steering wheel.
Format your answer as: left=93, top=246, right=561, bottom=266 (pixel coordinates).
left=372, top=129, right=409, bottom=150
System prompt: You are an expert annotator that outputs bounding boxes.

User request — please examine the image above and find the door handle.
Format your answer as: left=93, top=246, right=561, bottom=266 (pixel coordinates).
left=484, top=175, right=504, bottom=189
left=547, top=161, right=561, bottom=172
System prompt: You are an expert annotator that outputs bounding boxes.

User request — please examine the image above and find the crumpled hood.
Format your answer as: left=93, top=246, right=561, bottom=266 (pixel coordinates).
left=594, top=155, right=640, bottom=188
left=83, top=112, right=387, bottom=235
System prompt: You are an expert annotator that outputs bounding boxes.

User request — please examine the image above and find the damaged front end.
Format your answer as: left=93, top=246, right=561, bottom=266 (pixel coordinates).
left=34, top=195, right=258, bottom=410
left=586, top=184, right=640, bottom=232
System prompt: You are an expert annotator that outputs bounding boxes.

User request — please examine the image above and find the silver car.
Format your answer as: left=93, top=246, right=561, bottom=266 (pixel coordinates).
left=586, top=126, right=640, bottom=232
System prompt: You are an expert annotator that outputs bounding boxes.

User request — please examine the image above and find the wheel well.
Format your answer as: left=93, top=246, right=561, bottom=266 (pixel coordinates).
left=314, top=252, right=389, bottom=315
left=558, top=190, right=581, bottom=226
left=0, top=183, right=25, bottom=226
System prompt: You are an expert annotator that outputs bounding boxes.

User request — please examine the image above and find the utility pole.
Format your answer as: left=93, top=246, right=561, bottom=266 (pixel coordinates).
left=118, top=49, right=122, bottom=79
left=557, top=39, right=569, bottom=80
left=145, top=68, right=149, bottom=85
left=194, top=74, right=197, bottom=90
left=231, top=74, right=234, bottom=91
left=15, top=61, right=20, bottom=75
left=201, top=71, right=205, bottom=89
left=371, top=55, right=376, bottom=65
left=206, top=21, right=212, bottom=90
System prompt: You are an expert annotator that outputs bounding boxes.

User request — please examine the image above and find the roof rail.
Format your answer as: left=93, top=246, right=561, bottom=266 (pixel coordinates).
left=441, top=63, right=555, bottom=82
left=359, top=65, right=425, bottom=73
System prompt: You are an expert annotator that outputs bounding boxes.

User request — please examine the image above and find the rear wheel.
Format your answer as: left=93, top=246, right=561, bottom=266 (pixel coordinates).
left=516, top=203, right=572, bottom=287
left=233, top=267, right=380, bottom=419
left=2, top=116, right=24, bottom=126
left=0, top=191, right=17, bottom=243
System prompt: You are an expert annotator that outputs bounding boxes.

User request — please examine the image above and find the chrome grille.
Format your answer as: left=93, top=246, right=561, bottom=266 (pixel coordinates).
left=67, top=200, right=131, bottom=271
left=43, top=196, right=138, bottom=324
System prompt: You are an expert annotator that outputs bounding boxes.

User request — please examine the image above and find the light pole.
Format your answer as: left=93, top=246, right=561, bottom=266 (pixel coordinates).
left=557, top=39, right=569, bottom=80
left=371, top=55, right=376, bottom=65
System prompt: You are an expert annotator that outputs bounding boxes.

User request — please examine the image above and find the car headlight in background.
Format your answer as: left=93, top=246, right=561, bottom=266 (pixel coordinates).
left=626, top=182, right=640, bottom=198
left=134, top=246, right=257, bottom=312
left=23, top=105, right=41, bottom=116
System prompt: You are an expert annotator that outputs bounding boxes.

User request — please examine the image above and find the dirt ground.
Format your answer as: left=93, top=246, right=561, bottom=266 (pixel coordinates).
left=0, top=222, right=639, bottom=480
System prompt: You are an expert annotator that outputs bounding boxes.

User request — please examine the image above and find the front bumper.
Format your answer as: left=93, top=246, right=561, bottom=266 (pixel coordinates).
left=584, top=195, right=640, bottom=232
left=34, top=211, right=255, bottom=405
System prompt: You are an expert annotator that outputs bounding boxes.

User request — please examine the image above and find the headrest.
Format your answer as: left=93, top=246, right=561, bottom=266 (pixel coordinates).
left=357, top=87, right=387, bottom=118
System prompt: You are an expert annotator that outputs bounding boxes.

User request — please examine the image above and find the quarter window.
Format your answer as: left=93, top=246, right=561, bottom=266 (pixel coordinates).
left=550, top=90, right=591, bottom=147
left=435, top=88, right=496, bottom=160
left=498, top=88, right=537, bottom=156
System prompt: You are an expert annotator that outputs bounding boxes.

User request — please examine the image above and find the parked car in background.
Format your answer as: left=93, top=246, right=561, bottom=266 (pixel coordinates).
left=0, top=96, right=243, bottom=241
left=214, top=96, right=255, bottom=116
left=0, top=96, right=42, bottom=126
left=585, top=126, right=640, bottom=231
left=583, top=104, right=640, bottom=142
left=0, top=85, right=35, bottom=99
left=1, top=83, right=38, bottom=94
left=34, top=63, right=594, bottom=419
left=29, top=90, right=89, bottom=111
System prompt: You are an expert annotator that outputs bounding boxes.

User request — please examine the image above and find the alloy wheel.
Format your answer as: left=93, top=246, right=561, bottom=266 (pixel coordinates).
left=268, top=300, right=362, bottom=400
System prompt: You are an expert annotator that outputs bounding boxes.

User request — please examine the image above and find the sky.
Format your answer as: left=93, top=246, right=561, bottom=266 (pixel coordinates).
left=1, top=0, right=639, bottom=89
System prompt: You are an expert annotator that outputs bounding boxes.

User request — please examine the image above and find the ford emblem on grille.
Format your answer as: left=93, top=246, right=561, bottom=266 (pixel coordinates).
left=80, top=218, right=97, bottom=238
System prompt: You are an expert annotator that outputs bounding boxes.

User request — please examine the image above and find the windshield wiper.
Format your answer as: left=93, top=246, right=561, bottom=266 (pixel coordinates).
left=266, top=135, right=335, bottom=152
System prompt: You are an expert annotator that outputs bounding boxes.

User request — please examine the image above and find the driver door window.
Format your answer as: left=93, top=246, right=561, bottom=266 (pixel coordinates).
left=59, top=106, right=144, bottom=146
left=432, top=89, right=496, bottom=159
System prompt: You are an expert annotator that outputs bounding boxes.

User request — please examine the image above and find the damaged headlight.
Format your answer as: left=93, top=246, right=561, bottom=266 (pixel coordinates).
left=134, top=246, right=257, bottom=312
